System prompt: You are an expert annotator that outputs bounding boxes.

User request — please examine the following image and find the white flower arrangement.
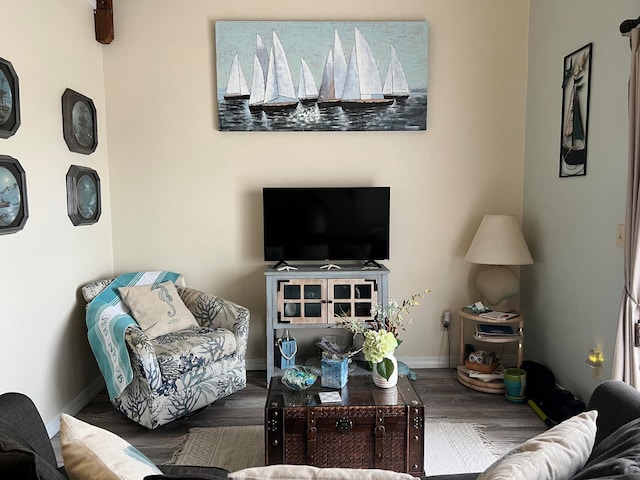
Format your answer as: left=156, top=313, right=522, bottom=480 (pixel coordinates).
left=339, top=289, right=430, bottom=380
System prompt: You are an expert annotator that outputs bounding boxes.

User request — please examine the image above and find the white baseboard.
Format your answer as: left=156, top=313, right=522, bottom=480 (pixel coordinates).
left=45, top=377, right=105, bottom=438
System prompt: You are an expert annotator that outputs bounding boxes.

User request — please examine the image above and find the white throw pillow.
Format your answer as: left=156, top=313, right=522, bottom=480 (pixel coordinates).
left=60, top=414, right=162, bottom=480
left=477, top=410, right=598, bottom=480
left=230, top=465, right=415, bottom=480
left=119, top=280, right=198, bottom=338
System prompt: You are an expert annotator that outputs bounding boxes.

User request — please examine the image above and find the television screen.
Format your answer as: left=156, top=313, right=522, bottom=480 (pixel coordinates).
left=263, top=187, right=390, bottom=263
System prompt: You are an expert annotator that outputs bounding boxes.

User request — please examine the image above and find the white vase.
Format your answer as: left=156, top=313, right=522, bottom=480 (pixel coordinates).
left=372, top=354, right=398, bottom=388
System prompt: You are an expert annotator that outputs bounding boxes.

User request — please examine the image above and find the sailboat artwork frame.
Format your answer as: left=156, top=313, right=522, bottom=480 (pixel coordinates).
left=559, top=43, right=592, bottom=178
left=215, top=21, right=429, bottom=132
left=0, top=57, right=20, bottom=139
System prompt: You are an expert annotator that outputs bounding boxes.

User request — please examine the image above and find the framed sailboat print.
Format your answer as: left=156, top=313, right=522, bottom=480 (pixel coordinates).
left=215, top=21, right=429, bottom=132
left=560, top=43, right=592, bottom=177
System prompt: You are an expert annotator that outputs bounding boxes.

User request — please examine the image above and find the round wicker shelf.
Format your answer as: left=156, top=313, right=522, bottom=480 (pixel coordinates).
left=456, top=366, right=505, bottom=394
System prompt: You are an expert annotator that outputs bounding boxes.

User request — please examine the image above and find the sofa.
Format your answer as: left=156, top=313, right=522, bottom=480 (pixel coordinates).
left=82, top=272, right=249, bottom=429
left=1, top=380, right=639, bottom=480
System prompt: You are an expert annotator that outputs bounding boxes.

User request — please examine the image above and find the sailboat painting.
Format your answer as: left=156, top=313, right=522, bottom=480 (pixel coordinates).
left=559, top=43, right=592, bottom=177
left=215, top=21, right=428, bottom=131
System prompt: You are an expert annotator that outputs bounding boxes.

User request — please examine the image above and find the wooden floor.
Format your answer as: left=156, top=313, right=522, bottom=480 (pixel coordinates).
left=51, top=368, right=547, bottom=466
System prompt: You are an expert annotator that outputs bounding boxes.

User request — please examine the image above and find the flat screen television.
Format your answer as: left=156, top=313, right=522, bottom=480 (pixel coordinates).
left=263, top=187, right=390, bottom=265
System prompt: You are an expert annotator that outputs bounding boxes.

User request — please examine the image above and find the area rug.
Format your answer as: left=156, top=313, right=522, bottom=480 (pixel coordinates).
left=168, top=423, right=500, bottom=475
left=423, top=422, right=500, bottom=476
left=168, top=425, right=264, bottom=472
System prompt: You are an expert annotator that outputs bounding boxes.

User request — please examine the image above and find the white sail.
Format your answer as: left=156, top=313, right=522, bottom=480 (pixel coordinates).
left=383, top=44, right=410, bottom=98
left=318, top=49, right=336, bottom=104
left=332, top=30, right=347, bottom=99
left=263, top=31, right=297, bottom=110
left=249, top=35, right=269, bottom=110
left=224, top=53, right=250, bottom=99
left=318, top=30, right=347, bottom=106
left=256, top=34, right=269, bottom=85
left=249, top=54, right=265, bottom=109
left=342, top=27, right=390, bottom=106
left=297, top=58, right=318, bottom=102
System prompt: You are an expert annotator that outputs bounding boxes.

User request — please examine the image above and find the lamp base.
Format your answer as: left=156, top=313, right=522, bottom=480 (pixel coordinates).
left=476, top=265, right=519, bottom=311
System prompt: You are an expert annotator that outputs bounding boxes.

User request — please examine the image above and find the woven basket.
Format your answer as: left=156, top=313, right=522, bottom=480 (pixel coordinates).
left=465, top=359, right=499, bottom=373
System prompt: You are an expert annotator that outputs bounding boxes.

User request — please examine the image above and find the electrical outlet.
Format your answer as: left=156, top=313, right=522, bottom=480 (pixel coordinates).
left=617, top=224, right=625, bottom=248
left=441, top=311, right=451, bottom=331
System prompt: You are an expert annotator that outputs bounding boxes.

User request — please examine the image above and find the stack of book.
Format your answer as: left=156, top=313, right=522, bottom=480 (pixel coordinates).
left=477, top=311, right=520, bottom=321
left=474, top=323, right=519, bottom=339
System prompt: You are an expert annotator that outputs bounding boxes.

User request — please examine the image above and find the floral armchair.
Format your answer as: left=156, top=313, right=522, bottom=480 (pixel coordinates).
left=82, top=275, right=249, bottom=429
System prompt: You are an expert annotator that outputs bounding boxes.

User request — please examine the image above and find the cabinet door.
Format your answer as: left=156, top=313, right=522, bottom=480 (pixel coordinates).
left=328, top=279, right=378, bottom=323
left=277, top=279, right=328, bottom=324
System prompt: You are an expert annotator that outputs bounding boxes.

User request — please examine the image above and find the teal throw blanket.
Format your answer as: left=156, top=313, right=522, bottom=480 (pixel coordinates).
left=86, top=271, right=181, bottom=399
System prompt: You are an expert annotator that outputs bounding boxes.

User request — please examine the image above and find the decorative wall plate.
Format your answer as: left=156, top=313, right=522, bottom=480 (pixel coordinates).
left=0, top=58, right=20, bottom=139
left=62, top=88, right=98, bottom=154
left=0, top=155, right=28, bottom=234
left=66, top=165, right=101, bottom=225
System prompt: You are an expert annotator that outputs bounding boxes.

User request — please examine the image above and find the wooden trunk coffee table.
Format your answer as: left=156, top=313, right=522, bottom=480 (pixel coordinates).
left=265, top=375, right=425, bottom=476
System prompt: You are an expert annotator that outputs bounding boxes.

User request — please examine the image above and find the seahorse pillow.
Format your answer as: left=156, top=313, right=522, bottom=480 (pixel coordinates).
left=119, top=281, right=198, bottom=338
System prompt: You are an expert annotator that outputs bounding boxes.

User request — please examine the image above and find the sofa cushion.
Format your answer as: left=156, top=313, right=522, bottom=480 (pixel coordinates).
left=0, top=429, right=66, bottom=480
left=119, top=281, right=199, bottom=339
left=152, top=327, right=237, bottom=381
left=572, top=415, right=640, bottom=479
left=229, top=465, right=415, bottom=480
left=60, top=413, right=162, bottom=480
left=477, top=410, right=597, bottom=480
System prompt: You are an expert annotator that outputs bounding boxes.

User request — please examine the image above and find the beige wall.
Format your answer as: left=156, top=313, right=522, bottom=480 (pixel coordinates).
left=0, top=0, right=113, bottom=428
left=103, top=0, right=530, bottom=368
left=522, top=0, right=637, bottom=402
left=0, top=0, right=531, bottom=430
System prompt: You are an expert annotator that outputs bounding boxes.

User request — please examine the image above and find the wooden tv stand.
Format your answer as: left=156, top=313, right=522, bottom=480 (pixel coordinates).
left=264, top=264, right=389, bottom=382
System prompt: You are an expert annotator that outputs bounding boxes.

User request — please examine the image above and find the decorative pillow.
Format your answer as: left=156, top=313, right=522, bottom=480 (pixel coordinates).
left=229, top=465, right=415, bottom=480
left=119, top=281, right=198, bottom=339
left=477, top=410, right=598, bottom=480
left=60, top=414, right=162, bottom=480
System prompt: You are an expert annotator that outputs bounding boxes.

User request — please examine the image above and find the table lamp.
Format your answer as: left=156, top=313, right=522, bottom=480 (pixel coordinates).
left=464, top=215, right=533, bottom=312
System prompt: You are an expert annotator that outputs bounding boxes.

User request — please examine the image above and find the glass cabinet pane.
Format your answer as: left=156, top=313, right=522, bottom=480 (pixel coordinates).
left=355, top=302, right=372, bottom=317
left=334, top=302, right=351, bottom=316
left=354, top=284, right=372, bottom=299
left=333, top=284, right=352, bottom=299
left=283, top=303, right=301, bottom=317
left=304, top=285, right=322, bottom=299
left=305, top=303, right=322, bottom=317
left=283, top=285, right=301, bottom=300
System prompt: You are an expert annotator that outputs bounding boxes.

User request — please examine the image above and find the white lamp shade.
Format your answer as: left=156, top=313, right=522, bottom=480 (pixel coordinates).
left=465, top=215, right=533, bottom=266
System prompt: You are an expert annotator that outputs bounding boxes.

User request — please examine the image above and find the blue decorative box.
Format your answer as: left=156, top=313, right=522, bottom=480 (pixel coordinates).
left=321, top=356, right=348, bottom=388
left=275, top=336, right=297, bottom=369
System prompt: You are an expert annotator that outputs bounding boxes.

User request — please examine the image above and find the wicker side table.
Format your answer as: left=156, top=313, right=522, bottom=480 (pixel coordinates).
left=457, top=307, right=524, bottom=394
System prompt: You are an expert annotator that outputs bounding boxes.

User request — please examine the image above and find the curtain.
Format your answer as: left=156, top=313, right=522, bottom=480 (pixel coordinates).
left=613, top=26, right=640, bottom=387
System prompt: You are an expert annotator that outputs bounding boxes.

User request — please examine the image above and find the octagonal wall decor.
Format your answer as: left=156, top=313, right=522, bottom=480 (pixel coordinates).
left=0, top=57, right=21, bottom=139
left=0, top=155, right=28, bottom=235
left=66, top=165, right=101, bottom=226
left=62, top=88, right=98, bottom=154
